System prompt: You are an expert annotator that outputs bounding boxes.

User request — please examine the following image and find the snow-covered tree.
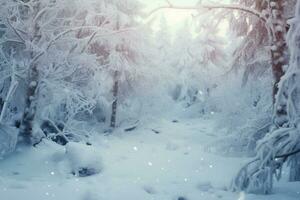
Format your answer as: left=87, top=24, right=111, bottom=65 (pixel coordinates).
left=170, top=18, right=226, bottom=109
left=229, top=0, right=270, bottom=86
left=155, top=15, right=172, bottom=58
left=66, top=0, right=151, bottom=129
left=96, top=0, right=147, bottom=129
left=0, top=0, right=137, bottom=144
left=232, top=0, right=300, bottom=193
left=230, top=0, right=296, bottom=96
left=170, top=21, right=195, bottom=102
left=150, top=0, right=299, bottom=193
left=0, top=0, right=82, bottom=143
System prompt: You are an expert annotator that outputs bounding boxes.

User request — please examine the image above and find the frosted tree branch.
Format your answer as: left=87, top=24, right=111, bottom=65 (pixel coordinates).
left=30, top=26, right=135, bottom=67
left=148, top=2, right=266, bottom=23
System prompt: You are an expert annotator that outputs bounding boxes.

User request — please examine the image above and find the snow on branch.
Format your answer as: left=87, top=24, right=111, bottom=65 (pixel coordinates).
left=30, top=26, right=136, bottom=66
left=148, top=1, right=266, bottom=22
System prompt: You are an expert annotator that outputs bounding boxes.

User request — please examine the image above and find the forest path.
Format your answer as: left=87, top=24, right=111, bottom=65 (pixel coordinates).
left=0, top=117, right=299, bottom=200
left=93, top=117, right=243, bottom=199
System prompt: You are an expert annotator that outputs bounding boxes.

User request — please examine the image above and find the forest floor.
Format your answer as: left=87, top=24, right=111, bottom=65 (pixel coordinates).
left=0, top=116, right=299, bottom=200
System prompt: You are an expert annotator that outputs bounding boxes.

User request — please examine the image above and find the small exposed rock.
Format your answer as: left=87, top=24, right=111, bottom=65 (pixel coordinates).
left=143, top=185, right=156, bottom=194
left=197, top=181, right=213, bottom=192
left=151, top=129, right=160, bottom=134
left=72, top=167, right=99, bottom=177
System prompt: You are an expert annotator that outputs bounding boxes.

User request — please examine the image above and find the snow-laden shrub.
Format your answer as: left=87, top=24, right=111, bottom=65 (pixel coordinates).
left=66, top=142, right=103, bottom=177
left=205, top=71, right=273, bottom=156
left=212, top=72, right=272, bottom=130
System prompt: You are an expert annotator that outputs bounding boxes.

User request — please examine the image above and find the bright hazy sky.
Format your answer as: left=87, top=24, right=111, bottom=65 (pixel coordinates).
left=143, top=0, right=230, bottom=37
left=143, top=0, right=198, bottom=33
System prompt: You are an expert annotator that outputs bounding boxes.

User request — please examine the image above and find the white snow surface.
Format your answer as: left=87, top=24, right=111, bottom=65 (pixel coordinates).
left=0, top=117, right=299, bottom=200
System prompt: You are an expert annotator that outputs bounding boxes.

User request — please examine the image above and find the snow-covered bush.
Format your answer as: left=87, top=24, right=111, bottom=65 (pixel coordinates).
left=66, top=142, right=103, bottom=177
left=206, top=70, right=273, bottom=156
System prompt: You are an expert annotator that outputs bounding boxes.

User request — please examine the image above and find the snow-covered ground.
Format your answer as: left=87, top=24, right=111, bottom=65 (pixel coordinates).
left=0, top=117, right=299, bottom=200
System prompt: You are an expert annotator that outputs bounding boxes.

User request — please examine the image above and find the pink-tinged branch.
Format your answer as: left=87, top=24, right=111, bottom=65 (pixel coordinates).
left=30, top=26, right=135, bottom=66
left=148, top=3, right=265, bottom=22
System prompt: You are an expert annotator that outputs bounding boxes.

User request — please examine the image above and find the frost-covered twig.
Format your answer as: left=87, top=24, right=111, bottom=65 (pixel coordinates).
left=80, top=17, right=110, bottom=53
left=6, top=18, right=25, bottom=43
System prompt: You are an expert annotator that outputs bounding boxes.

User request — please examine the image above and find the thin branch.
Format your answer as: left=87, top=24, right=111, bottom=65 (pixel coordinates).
left=80, top=17, right=110, bottom=53
left=16, top=28, right=29, bottom=37
left=33, top=6, right=55, bottom=24
left=80, top=31, right=97, bottom=53
left=276, top=148, right=300, bottom=159
left=6, top=18, right=26, bottom=43
left=148, top=3, right=266, bottom=23
left=0, top=39, right=24, bottom=45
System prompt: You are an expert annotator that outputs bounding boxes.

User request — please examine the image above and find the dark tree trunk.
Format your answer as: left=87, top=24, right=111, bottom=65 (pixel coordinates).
left=269, top=0, right=289, bottom=126
left=270, top=0, right=287, bottom=98
left=19, top=10, right=41, bottom=144
left=289, top=155, right=300, bottom=182
left=110, top=71, right=119, bottom=128
left=19, top=63, right=39, bottom=144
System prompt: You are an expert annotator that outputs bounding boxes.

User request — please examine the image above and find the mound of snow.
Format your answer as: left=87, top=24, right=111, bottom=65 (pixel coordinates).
left=65, top=142, right=103, bottom=177
left=0, top=124, right=18, bottom=159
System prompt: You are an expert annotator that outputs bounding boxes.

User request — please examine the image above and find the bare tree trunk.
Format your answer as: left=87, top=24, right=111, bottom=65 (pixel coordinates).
left=110, top=71, right=119, bottom=128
